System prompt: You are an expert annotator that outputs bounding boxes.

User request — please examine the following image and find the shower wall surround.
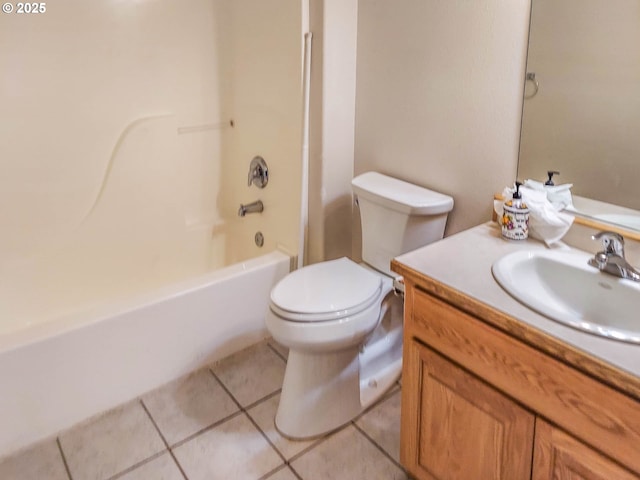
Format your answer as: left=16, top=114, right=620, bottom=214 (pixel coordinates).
left=0, top=0, right=303, bottom=325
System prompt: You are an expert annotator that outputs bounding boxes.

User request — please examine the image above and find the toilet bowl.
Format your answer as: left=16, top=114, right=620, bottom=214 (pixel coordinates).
left=266, top=258, right=403, bottom=439
left=266, top=172, right=453, bottom=439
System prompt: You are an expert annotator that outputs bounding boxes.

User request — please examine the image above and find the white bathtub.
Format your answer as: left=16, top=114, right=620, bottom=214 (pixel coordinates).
left=0, top=250, right=291, bottom=458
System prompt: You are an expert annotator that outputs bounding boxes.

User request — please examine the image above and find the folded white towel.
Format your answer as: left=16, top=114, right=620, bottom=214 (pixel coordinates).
left=523, top=179, right=574, bottom=211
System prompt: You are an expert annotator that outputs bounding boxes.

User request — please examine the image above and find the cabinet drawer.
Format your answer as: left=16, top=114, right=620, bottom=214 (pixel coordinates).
left=407, top=288, right=640, bottom=474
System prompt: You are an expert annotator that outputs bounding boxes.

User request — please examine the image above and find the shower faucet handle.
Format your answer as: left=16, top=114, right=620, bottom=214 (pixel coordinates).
left=248, top=156, right=269, bottom=188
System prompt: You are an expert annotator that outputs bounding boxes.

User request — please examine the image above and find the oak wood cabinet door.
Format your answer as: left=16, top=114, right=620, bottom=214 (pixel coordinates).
left=532, top=419, right=639, bottom=480
left=401, top=339, right=535, bottom=480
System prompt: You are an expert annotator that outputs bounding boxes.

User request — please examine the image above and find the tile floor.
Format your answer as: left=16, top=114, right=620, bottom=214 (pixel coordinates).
left=0, top=340, right=407, bottom=480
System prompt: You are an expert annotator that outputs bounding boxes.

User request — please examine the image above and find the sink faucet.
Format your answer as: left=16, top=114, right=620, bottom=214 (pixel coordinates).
left=588, top=231, right=640, bottom=281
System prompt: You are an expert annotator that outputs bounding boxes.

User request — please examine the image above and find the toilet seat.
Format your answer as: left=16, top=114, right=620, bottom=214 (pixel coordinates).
left=270, top=257, right=382, bottom=323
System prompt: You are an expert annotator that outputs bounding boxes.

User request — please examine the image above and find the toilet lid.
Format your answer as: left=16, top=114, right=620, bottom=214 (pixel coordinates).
left=270, top=257, right=382, bottom=321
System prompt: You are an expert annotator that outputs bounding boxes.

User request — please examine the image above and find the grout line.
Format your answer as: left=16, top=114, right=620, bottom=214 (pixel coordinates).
left=169, top=410, right=245, bottom=450
left=208, top=368, right=282, bottom=412
left=287, top=464, right=305, bottom=480
left=139, top=400, right=169, bottom=447
left=107, top=450, right=166, bottom=480
left=257, top=463, right=291, bottom=480
left=209, top=361, right=331, bottom=474
left=266, top=341, right=288, bottom=363
left=262, top=464, right=304, bottom=480
left=56, top=437, right=74, bottom=480
left=208, top=369, right=244, bottom=411
left=285, top=440, right=323, bottom=464
left=285, top=423, right=348, bottom=465
left=290, top=469, right=304, bottom=480
left=243, top=389, right=282, bottom=411
left=208, top=367, right=289, bottom=466
left=352, top=422, right=406, bottom=472
left=166, top=448, right=189, bottom=480
left=279, top=436, right=325, bottom=466
left=244, top=409, right=288, bottom=465
left=139, top=400, right=189, bottom=480
left=162, top=366, right=289, bottom=478
left=352, top=387, right=405, bottom=472
left=353, top=384, right=401, bottom=422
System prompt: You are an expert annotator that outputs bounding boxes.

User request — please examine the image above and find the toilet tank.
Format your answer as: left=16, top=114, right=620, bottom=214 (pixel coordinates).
left=352, top=172, right=454, bottom=276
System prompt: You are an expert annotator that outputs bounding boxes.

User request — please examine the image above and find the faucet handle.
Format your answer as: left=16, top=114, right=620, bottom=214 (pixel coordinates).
left=593, top=251, right=608, bottom=269
left=592, top=231, right=625, bottom=256
left=247, top=156, right=269, bottom=188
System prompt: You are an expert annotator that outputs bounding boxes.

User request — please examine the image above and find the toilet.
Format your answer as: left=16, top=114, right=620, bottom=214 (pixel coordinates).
left=265, top=171, right=454, bottom=439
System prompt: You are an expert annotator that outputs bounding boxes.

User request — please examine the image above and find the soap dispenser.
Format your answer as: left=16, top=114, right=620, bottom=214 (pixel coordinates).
left=501, top=181, right=530, bottom=241
left=545, top=170, right=560, bottom=186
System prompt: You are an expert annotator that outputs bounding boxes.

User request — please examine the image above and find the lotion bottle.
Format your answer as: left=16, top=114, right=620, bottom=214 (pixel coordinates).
left=501, top=181, right=530, bottom=241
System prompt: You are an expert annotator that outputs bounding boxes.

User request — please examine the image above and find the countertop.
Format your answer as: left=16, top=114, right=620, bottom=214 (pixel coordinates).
left=392, top=222, right=640, bottom=400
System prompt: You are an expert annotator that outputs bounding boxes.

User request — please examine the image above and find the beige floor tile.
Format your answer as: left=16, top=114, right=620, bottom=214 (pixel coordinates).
left=212, top=342, right=286, bottom=407
left=0, top=439, right=68, bottom=480
left=116, top=453, right=183, bottom=480
left=264, top=465, right=299, bottom=480
left=356, top=388, right=402, bottom=462
left=247, top=394, right=318, bottom=460
left=143, top=369, right=239, bottom=445
left=59, top=401, right=165, bottom=480
left=173, top=413, right=283, bottom=480
left=291, top=425, right=407, bottom=480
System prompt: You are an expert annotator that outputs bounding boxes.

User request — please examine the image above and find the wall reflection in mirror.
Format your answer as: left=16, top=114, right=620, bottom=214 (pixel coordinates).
left=517, top=0, right=640, bottom=231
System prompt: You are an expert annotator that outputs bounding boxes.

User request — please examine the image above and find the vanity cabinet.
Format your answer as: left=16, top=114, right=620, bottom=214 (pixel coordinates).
left=399, top=281, right=640, bottom=480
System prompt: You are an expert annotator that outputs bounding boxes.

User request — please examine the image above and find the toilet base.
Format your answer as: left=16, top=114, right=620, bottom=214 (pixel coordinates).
left=274, top=291, right=404, bottom=440
left=359, top=320, right=403, bottom=407
left=275, top=347, right=362, bottom=440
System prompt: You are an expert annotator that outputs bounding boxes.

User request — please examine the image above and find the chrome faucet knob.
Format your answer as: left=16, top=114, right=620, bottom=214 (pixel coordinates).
left=594, top=252, right=608, bottom=270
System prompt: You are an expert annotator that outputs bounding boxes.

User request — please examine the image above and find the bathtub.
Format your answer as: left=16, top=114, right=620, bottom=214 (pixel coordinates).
left=0, top=250, right=291, bottom=458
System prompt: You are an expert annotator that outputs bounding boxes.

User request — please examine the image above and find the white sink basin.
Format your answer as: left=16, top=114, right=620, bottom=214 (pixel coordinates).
left=492, top=250, right=640, bottom=343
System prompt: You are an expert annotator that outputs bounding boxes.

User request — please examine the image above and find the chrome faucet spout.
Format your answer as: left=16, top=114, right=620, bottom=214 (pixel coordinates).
left=589, top=231, right=640, bottom=282
left=238, top=200, right=264, bottom=217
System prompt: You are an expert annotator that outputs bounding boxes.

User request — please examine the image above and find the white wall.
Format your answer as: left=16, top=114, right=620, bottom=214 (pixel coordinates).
left=352, top=0, right=531, bottom=250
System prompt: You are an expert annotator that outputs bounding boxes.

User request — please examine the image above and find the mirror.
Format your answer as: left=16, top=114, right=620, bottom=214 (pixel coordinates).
left=517, top=0, right=640, bottom=230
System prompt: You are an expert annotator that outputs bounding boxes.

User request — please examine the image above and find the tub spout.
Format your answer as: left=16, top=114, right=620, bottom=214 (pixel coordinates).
left=238, top=200, right=264, bottom=217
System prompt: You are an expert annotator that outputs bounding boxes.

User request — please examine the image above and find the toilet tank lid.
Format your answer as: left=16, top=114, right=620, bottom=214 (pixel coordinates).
left=352, top=172, right=454, bottom=215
